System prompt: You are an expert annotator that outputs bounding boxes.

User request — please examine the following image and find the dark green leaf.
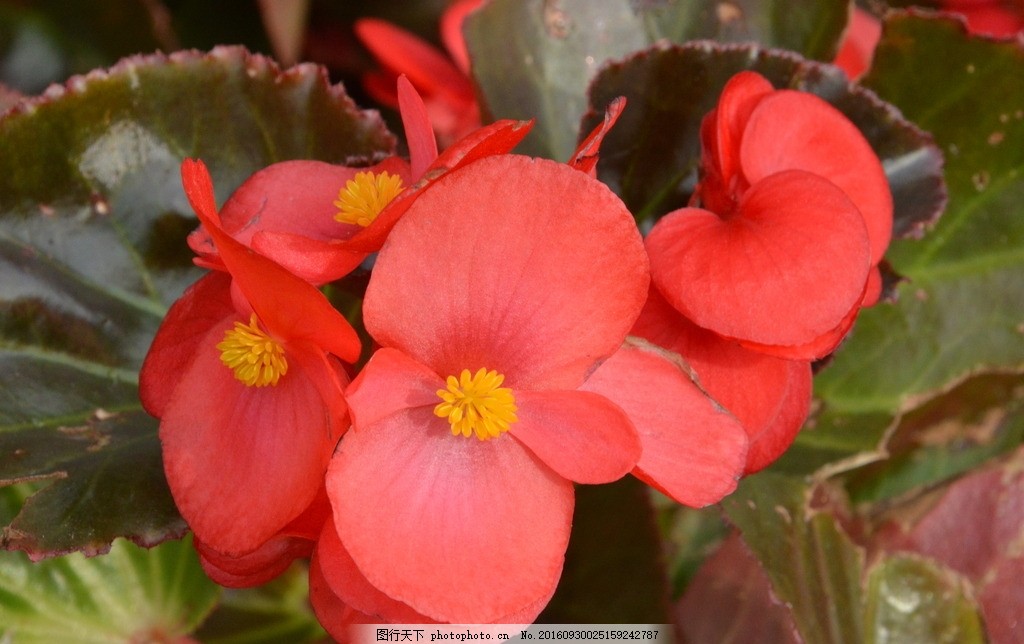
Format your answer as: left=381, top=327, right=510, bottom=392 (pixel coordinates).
left=538, top=477, right=672, bottom=623
left=722, top=473, right=865, bottom=644
left=466, top=0, right=849, bottom=159
left=0, top=47, right=395, bottom=556
left=864, top=555, right=986, bottom=644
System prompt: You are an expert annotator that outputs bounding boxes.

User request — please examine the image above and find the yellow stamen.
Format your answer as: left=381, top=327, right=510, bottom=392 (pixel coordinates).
left=217, top=314, right=288, bottom=387
left=434, top=368, right=518, bottom=441
left=333, top=170, right=405, bottom=227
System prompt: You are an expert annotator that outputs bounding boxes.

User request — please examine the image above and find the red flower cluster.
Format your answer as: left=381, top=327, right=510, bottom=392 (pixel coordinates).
left=140, top=71, right=891, bottom=630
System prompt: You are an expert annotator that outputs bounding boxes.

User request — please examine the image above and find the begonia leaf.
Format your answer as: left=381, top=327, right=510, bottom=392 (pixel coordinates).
left=0, top=488, right=220, bottom=643
left=864, top=555, right=985, bottom=644
left=465, top=0, right=849, bottom=159
left=583, top=41, right=945, bottom=231
left=0, top=47, right=395, bottom=557
left=795, top=12, right=1024, bottom=472
left=721, top=473, right=865, bottom=644
left=538, top=477, right=672, bottom=623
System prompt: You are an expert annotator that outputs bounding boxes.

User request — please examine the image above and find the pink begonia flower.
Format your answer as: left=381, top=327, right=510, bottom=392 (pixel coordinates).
left=316, top=154, right=649, bottom=624
left=355, top=0, right=483, bottom=148
left=631, top=287, right=812, bottom=474
left=188, top=76, right=531, bottom=286
left=140, top=160, right=359, bottom=573
left=647, top=71, right=892, bottom=360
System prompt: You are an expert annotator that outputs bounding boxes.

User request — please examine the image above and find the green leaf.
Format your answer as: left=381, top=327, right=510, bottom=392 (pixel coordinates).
left=0, top=47, right=395, bottom=557
left=722, top=473, right=865, bottom=644
left=194, top=564, right=326, bottom=644
left=583, top=42, right=944, bottom=229
left=538, top=477, right=672, bottom=623
left=817, top=13, right=1024, bottom=412
left=864, top=555, right=986, bottom=644
left=0, top=489, right=220, bottom=643
left=465, top=0, right=849, bottom=159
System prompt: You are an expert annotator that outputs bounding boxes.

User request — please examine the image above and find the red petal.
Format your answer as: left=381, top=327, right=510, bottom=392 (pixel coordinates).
left=581, top=342, right=748, bottom=506
left=440, top=0, right=484, bottom=75
left=632, top=288, right=812, bottom=474
left=646, top=170, right=871, bottom=349
left=180, top=159, right=362, bottom=362
left=511, top=389, right=641, bottom=484
left=309, top=553, right=377, bottom=633
left=713, top=71, right=774, bottom=190
left=364, top=155, right=649, bottom=390
left=740, top=89, right=893, bottom=264
left=345, top=347, right=443, bottom=431
left=326, top=406, right=571, bottom=622
left=159, top=320, right=339, bottom=555
left=569, top=96, right=626, bottom=176
left=140, top=272, right=233, bottom=418
left=397, top=75, right=438, bottom=179
left=833, top=8, right=882, bottom=79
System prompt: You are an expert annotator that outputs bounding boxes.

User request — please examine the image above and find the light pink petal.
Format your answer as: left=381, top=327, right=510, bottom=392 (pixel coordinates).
left=140, top=272, right=233, bottom=418
left=632, top=288, right=812, bottom=474
left=346, top=347, right=444, bottom=431
left=160, top=320, right=339, bottom=555
left=647, top=170, right=871, bottom=350
left=581, top=342, right=748, bottom=507
left=741, top=89, right=893, bottom=264
left=327, top=406, right=572, bottom=623
left=364, top=155, right=649, bottom=390
left=511, top=389, right=641, bottom=484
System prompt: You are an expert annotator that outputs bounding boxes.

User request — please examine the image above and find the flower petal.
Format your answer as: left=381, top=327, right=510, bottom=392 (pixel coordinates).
left=646, top=170, right=871, bottom=350
left=632, top=289, right=812, bottom=474
left=364, top=155, right=649, bottom=390
left=569, top=96, right=626, bottom=176
left=740, top=89, right=893, bottom=264
left=580, top=341, right=748, bottom=506
left=327, top=406, right=572, bottom=623
left=140, top=272, right=233, bottom=418
left=397, top=75, right=438, bottom=179
left=180, top=159, right=362, bottom=362
left=160, top=319, right=339, bottom=554
left=346, top=347, right=444, bottom=431
left=510, top=389, right=641, bottom=484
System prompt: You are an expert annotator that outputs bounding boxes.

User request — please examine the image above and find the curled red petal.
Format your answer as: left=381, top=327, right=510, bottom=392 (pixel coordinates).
left=511, top=389, right=641, bottom=484
left=647, top=170, right=871, bottom=349
left=581, top=341, right=749, bottom=506
left=179, top=159, right=361, bottom=362
left=397, top=75, right=439, bottom=179
left=569, top=96, right=626, bottom=176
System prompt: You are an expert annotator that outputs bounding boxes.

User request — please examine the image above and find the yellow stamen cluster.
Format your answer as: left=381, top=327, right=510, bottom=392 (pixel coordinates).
left=217, top=314, right=288, bottom=387
left=434, top=368, right=518, bottom=441
left=333, top=171, right=405, bottom=227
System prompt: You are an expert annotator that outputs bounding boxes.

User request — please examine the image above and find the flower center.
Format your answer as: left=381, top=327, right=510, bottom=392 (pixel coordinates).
left=434, top=368, right=518, bottom=441
left=217, top=314, right=288, bottom=387
left=333, top=170, right=405, bottom=227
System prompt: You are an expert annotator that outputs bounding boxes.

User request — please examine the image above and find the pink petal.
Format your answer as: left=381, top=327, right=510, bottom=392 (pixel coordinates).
left=580, top=341, right=748, bottom=506
left=160, top=320, right=340, bottom=555
left=327, top=406, right=572, bottom=623
left=140, top=272, right=234, bottom=418
left=397, top=75, right=439, bottom=179
left=632, top=289, right=812, bottom=474
left=364, top=155, right=649, bottom=390
left=646, top=170, right=871, bottom=350
left=511, top=389, right=641, bottom=484
left=740, top=89, right=893, bottom=264
left=346, top=347, right=444, bottom=431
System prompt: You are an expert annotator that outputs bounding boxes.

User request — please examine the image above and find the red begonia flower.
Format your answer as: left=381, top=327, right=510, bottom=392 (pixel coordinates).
left=631, top=287, right=812, bottom=473
left=648, top=71, right=890, bottom=359
left=579, top=339, right=749, bottom=506
left=323, top=155, right=649, bottom=622
left=139, top=159, right=359, bottom=558
left=942, top=0, right=1024, bottom=36
left=355, top=1, right=482, bottom=148
left=189, top=77, right=532, bottom=285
